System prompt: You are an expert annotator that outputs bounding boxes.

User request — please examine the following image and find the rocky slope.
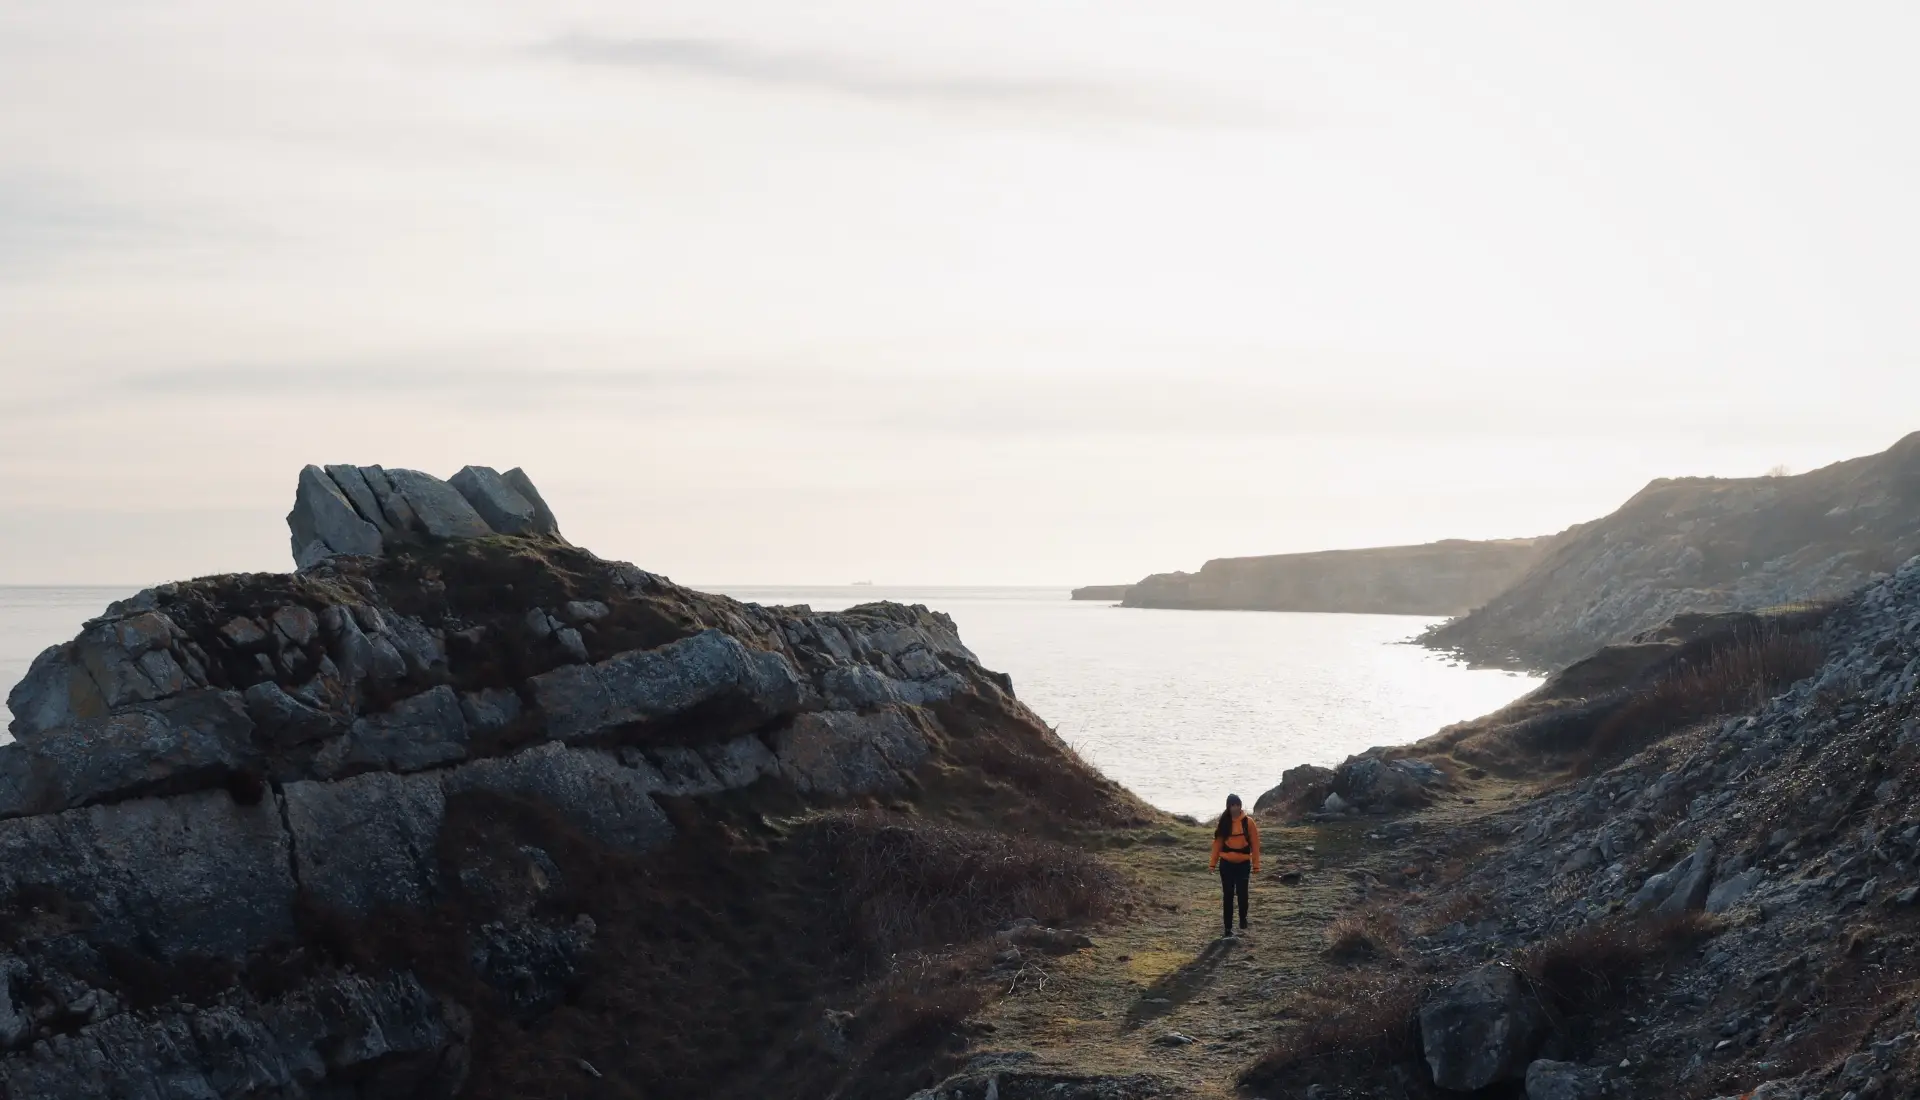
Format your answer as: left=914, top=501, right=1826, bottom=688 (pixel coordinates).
left=0, top=466, right=1147, bottom=1099
left=1423, top=431, right=1920, bottom=670
left=1241, top=549, right=1920, bottom=1098
left=1118, top=539, right=1548, bottom=616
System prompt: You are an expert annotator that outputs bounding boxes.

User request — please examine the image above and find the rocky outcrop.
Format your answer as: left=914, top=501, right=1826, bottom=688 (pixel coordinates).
left=1287, top=548, right=1920, bottom=1098
left=1423, top=430, right=1920, bottom=669
left=1118, top=538, right=1547, bottom=615
left=0, top=465, right=1136, bottom=1097
left=1069, top=585, right=1132, bottom=601
left=286, top=463, right=563, bottom=568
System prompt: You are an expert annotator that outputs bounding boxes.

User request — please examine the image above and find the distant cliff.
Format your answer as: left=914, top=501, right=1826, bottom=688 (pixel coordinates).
left=1070, top=584, right=1132, bottom=601
left=1422, top=431, right=1920, bottom=669
left=1119, top=538, right=1549, bottom=615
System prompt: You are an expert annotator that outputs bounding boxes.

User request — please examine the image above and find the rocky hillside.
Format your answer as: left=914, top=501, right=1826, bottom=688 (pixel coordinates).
left=1240, top=549, right=1920, bottom=1098
left=1423, top=431, right=1920, bottom=670
left=0, top=466, right=1148, bottom=1099
left=1118, top=538, right=1548, bottom=616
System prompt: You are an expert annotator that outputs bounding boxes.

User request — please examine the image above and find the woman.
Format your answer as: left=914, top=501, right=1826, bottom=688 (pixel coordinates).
left=1208, top=793, right=1260, bottom=937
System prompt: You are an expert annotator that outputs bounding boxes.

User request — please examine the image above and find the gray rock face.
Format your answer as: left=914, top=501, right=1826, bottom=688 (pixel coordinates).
left=242, top=680, right=340, bottom=747
left=0, top=972, right=459, bottom=1099
left=450, top=464, right=540, bottom=535
left=0, top=791, right=295, bottom=961
left=288, top=464, right=384, bottom=568
left=287, top=742, right=682, bottom=919
left=337, top=684, right=470, bottom=774
left=1419, top=965, right=1548, bottom=1090
left=285, top=770, right=448, bottom=917
left=13, top=690, right=257, bottom=814
left=281, top=463, right=566, bottom=569
left=773, top=708, right=932, bottom=797
left=449, top=742, right=674, bottom=852
left=1525, top=1059, right=1607, bottom=1100
left=502, top=466, right=561, bottom=534
left=530, top=629, right=802, bottom=744
left=7, top=610, right=210, bottom=740
left=1705, top=866, right=1763, bottom=913
left=384, top=467, right=493, bottom=539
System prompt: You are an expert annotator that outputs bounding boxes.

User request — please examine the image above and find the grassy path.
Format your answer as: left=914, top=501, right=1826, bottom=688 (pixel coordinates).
left=967, top=776, right=1532, bottom=1095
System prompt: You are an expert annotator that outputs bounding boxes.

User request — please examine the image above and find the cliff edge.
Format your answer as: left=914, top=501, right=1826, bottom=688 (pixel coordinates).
left=1120, top=538, right=1548, bottom=616
left=1422, top=431, right=1920, bottom=669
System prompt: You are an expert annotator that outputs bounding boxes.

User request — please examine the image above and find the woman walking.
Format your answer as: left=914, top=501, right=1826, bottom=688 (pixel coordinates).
left=1209, top=793, right=1260, bottom=937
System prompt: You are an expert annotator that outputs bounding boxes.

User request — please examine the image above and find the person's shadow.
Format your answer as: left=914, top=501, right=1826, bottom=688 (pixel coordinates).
left=1122, top=938, right=1236, bottom=1032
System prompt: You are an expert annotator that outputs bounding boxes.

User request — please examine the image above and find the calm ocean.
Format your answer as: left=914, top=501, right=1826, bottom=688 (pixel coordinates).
left=0, top=584, right=1539, bottom=818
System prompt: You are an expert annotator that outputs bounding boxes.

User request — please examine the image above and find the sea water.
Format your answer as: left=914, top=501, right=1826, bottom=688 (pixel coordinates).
left=716, top=586, right=1539, bottom=817
left=0, top=585, right=1540, bottom=818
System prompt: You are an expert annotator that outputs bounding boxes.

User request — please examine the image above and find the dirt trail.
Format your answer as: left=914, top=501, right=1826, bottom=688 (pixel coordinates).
left=968, top=776, right=1534, bottom=1096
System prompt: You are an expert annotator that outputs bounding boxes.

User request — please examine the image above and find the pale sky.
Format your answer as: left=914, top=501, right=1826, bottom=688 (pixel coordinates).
left=2, top=2, right=1917, bottom=585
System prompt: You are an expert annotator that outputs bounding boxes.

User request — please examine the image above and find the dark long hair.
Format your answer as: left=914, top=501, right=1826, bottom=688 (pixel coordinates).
left=1215, top=794, right=1244, bottom=839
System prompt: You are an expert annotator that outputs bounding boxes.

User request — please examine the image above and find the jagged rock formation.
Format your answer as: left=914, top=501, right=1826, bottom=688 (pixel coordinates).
left=1118, top=538, right=1547, bottom=615
left=1069, top=585, right=1132, bottom=602
left=1423, top=431, right=1920, bottom=669
left=0, top=467, right=1140, bottom=1098
left=287, top=464, right=561, bottom=568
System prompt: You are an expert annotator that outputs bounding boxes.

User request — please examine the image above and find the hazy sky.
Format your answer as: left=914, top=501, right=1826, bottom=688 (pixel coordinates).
left=3, top=2, right=1917, bottom=585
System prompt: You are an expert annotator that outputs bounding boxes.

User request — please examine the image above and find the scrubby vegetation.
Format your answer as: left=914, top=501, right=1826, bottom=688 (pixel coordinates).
left=1428, top=614, right=1828, bottom=775
left=1238, top=971, right=1430, bottom=1096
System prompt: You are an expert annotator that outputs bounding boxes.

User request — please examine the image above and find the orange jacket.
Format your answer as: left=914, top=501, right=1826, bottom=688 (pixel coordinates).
left=1209, top=814, right=1260, bottom=873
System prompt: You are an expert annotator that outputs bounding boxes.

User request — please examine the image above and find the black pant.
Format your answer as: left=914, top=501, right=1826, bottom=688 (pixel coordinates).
left=1219, top=860, right=1251, bottom=934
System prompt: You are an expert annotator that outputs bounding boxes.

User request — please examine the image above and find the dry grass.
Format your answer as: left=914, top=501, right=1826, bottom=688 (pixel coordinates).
left=1413, top=891, right=1488, bottom=935
left=282, top=794, right=1128, bottom=1100
left=1238, top=971, right=1430, bottom=1095
left=929, top=693, right=1153, bottom=829
left=1574, top=627, right=1823, bottom=774
left=1518, top=911, right=1722, bottom=1017
left=795, top=810, right=1129, bottom=961
left=1436, top=620, right=1827, bottom=776
left=1323, top=907, right=1402, bottom=962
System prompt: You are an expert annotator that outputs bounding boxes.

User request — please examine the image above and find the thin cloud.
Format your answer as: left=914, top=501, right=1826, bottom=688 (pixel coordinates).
left=121, top=363, right=758, bottom=396
left=538, top=34, right=1281, bottom=126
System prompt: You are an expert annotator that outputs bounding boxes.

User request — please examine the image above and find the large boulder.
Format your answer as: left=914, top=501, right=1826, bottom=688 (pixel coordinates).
left=1332, top=754, right=1446, bottom=811
left=1254, top=763, right=1335, bottom=818
left=284, top=463, right=564, bottom=568
left=1419, top=964, right=1548, bottom=1090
